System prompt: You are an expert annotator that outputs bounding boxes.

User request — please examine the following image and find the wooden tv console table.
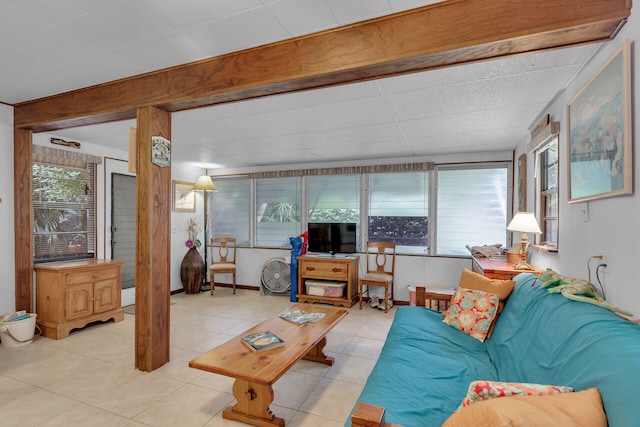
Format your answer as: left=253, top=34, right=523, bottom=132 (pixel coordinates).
left=296, top=255, right=359, bottom=308
left=34, top=259, right=125, bottom=339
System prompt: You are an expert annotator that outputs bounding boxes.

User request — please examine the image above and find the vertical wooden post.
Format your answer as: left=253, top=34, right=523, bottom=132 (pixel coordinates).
left=13, top=127, right=33, bottom=312
left=135, top=106, right=171, bottom=371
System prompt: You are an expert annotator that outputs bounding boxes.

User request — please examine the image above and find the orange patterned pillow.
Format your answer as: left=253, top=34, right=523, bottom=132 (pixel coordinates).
left=443, top=389, right=606, bottom=427
left=443, top=269, right=515, bottom=338
left=458, top=380, right=573, bottom=409
left=442, top=288, right=499, bottom=342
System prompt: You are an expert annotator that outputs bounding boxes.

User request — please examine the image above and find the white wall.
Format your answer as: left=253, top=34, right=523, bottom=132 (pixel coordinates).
left=231, top=247, right=469, bottom=300
left=0, top=104, right=15, bottom=315
left=522, top=11, right=640, bottom=315
left=171, top=161, right=207, bottom=292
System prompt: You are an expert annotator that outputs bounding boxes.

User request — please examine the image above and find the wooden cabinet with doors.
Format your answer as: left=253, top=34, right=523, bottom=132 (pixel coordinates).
left=34, top=259, right=125, bottom=339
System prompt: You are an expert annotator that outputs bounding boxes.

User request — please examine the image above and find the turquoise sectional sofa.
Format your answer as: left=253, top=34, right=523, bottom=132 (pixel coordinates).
left=348, top=272, right=640, bottom=427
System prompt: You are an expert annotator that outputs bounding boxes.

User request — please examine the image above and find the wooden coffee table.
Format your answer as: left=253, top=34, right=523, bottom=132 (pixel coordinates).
left=189, top=303, right=348, bottom=426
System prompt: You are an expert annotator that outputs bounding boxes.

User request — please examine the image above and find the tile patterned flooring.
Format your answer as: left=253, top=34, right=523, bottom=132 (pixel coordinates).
left=0, top=288, right=395, bottom=426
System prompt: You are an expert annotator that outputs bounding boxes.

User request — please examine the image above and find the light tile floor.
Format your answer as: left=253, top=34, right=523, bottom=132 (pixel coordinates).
left=0, top=288, right=395, bottom=427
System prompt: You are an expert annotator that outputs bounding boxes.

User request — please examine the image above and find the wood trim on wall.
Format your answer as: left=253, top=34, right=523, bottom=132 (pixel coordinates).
left=13, top=128, right=33, bottom=312
left=14, top=0, right=631, bottom=132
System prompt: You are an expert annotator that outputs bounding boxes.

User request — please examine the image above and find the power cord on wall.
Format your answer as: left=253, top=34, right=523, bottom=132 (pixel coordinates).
left=587, top=255, right=606, bottom=299
left=595, top=263, right=607, bottom=300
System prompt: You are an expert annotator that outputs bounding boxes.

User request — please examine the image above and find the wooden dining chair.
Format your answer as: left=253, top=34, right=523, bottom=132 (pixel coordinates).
left=209, top=237, right=237, bottom=295
left=359, top=241, right=396, bottom=313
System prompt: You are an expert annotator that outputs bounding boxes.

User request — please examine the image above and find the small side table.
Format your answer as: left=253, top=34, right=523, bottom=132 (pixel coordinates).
left=415, top=287, right=456, bottom=312
left=471, top=255, right=541, bottom=280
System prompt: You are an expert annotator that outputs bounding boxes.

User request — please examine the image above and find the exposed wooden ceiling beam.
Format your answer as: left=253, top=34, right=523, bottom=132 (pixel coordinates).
left=15, top=0, right=631, bottom=132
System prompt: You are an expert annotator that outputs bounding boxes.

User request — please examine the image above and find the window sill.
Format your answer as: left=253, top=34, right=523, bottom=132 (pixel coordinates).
left=531, top=244, right=558, bottom=253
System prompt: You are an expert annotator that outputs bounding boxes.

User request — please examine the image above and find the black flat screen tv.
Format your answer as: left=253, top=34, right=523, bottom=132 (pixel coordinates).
left=307, top=222, right=357, bottom=255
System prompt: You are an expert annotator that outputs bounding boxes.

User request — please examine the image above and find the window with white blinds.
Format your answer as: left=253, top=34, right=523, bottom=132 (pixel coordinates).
left=209, top=161, right=510, bottom=253
left=210, top=178, right=251, bottom=246
left=256, top=177, right=301, bottom=247
left=32, top=153, right=97, bottom=263
left=368, top=172, right=429, bottom=254
left=435, top=165, right=509, bottom=255
left=308, top=174, right=361, bottom=251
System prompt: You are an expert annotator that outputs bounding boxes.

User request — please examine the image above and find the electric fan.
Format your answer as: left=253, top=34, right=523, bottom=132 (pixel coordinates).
left=260, top=258, right=291, bottom=296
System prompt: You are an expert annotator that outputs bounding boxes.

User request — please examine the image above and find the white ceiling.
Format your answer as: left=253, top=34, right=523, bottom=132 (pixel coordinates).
left=1, top=0, right=602, bottom=170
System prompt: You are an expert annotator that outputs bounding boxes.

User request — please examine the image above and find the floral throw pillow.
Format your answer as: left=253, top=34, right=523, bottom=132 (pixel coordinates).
left=458, top=380, right=574, bottom=410
left=442, top=288, right=499, bottom=342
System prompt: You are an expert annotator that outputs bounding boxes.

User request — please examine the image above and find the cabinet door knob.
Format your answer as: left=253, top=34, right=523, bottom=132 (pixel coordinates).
left=332, top=268, right=342, bottom=272
left=306, top=266, right=315, bottom=271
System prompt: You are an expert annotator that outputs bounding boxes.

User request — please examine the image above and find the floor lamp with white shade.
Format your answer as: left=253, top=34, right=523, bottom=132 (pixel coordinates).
left=193, top=175, right=217, bottom=291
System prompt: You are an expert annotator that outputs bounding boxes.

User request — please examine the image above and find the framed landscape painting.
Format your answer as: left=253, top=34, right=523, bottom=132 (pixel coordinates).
left=567, top=39, right=632, bottom=203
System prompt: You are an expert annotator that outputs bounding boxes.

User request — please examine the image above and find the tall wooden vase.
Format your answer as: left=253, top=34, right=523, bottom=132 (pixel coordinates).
left=180, top=247, right=205, bottom=294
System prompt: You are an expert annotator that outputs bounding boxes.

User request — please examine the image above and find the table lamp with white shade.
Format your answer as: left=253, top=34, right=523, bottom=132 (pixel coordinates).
left=506, top=212, right=542, bottom=270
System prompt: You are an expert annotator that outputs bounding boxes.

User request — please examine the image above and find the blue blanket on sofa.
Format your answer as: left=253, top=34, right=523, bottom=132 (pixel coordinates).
left=347, top=273, right=640, bottom=427
left=486, top=273, right=640, bottom=427
left=347, top=306, right=498, bottom=426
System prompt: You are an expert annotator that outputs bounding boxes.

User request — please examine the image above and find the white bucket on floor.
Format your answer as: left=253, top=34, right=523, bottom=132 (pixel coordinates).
left=0, top=314, right=37, bottom=348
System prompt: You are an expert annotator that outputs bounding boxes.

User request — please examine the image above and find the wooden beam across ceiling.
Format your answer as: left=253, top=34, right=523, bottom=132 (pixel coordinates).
left=14, top=0, right=631, bottom=132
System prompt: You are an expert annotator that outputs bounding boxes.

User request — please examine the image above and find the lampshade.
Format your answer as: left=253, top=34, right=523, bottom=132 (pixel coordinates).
left=192, top=175, right=217, bottom=192
left=507, top=212, right=542, bottom=234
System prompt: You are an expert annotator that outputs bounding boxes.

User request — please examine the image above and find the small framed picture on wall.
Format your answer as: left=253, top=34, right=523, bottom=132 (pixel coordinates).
left=172, top=180, right=195, bottom=212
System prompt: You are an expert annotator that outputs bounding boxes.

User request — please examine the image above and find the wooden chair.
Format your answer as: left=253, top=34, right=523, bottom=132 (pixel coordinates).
left=209, top=237, right=237, bottom=295
left=359, top=241, right=396, bottom=313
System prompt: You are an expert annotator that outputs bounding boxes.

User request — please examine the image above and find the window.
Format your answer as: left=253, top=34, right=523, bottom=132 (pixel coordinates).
left=436, top=165, right=509, bottom=255
left=256, top=177, right=301, bottom=247
left=536, top=136, right=559, bottom=249
left=210, top=178, right=251, bottom=246
left=368, top=172, right=428, bottom=254
left=216, top=161, right=510, bottom=254
left=32, top=149, right=98, bottom=263
left=308, top=175, right=360, bottom=250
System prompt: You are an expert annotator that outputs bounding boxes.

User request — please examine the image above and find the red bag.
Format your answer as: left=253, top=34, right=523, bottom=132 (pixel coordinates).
left=299, top=231, right=308, bottom=255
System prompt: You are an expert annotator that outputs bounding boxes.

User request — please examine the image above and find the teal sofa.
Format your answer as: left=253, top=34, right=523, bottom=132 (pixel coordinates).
left=348, top=273, right=640, bottom=427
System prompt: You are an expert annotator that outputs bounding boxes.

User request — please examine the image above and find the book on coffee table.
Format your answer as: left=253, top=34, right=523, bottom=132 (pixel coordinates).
left=279, top=309, right=326, bottom=325
left=240, top=331, right=285, bottom=353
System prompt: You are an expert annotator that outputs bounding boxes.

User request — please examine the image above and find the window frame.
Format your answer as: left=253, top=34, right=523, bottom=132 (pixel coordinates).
left=366, top=171, right=429, bottom=255
left=306, top=174, right=361, bottom=252
left=433, top=162, right=512, bottom=256
left=211, top=161, right=512, bottom=255
left=534, top=135, right=560, bottom=251
left=209, top=177, right=252, bottom=247
left=32, top=161, right=97, bottom=263
left=254, top=177, right=302, bottom=248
